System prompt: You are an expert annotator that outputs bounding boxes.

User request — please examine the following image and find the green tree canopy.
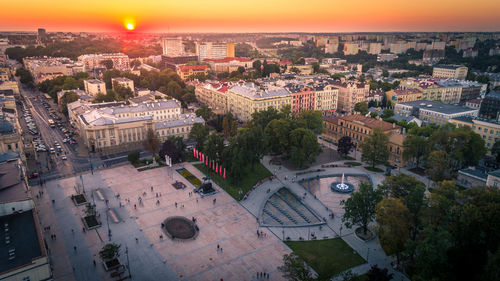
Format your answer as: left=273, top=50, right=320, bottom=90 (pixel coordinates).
left=341, top=182, right=382, bottom=235
left=359, top=127, right=389, bottom=168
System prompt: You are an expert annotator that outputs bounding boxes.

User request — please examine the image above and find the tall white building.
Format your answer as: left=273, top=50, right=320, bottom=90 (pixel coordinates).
left=161, top=37, right=184, bottom=57
left=195, top=42, right=230, bottom=61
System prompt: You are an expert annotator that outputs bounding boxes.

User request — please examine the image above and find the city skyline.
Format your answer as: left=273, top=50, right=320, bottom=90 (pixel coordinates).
left=2, top=0, right=500, bottom=33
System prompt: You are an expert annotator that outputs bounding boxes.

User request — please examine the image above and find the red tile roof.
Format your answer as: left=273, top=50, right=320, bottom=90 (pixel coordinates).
left=324, top=114, right=399, bottom=131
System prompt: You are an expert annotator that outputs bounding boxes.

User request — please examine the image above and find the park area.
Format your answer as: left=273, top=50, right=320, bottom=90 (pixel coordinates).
left=194, top=163, right=272, bottom=200
left=285, top=238, right=365, bottom=279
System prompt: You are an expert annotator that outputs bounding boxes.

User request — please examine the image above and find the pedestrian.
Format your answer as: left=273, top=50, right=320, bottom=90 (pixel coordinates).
left=54, top=234, right=56, bottom=240
left=220, top=247, right=223, bottom=253
left=135, top=237, right=138, bottom=243
left=93, top=260, right=96, bottom=267
left=213, top=198, right=216, bottom=204
left=151, top=186, right=153, bottom=191
left=82, top=227, right=86, bottom=233
left=217, top=244, right=220, bottom=250
left=257, top=230, right=260, bottom=238
left=71, top=228, right=74, bottom=234
left=175, top=202, right=178, bottom=207
left=73, top=246, right=77, bottom=252
left=134, top=204, right=137, bottom=209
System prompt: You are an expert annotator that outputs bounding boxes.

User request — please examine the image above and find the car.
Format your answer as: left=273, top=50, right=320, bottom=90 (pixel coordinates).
left=28, top=173, right=39, bottom=179
left=61, top=155, right=67, bottom=160
left=69, top=140, right=77, bottom=145
left=49, top=147, right=55, bottom=154
left=54, top=141, right=59, bottom=145
left=62, top=138, right=68, bottom=143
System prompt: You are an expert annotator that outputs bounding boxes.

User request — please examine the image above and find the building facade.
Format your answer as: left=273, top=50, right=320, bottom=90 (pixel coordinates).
left=176, top=65, right=210, bottom=80
left=479, top=91, right=500, bottom=121
left=161, top=37, right=184, bottom=56
left=84, top=79, right=106, bottom=96
left=332, top=81, right=370, bottom=113
left=111, top=77, right=134, bottom=91
left=385, top=88, right=423, bottom=104
left=78, top=53, right=130, bottom=72
left=395, top=100, right=478, bottom=125
left=432, top=65, right=468, bottom=80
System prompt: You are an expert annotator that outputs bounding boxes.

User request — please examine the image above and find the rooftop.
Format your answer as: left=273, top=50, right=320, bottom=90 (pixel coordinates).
left=488, top=169, right=500, bottom=178
left=229, top=83, right=291, bottom=99
left=84, top=79, right=104, bottom=85
left=178, top=65, right=209, bottom=72
left=204, top=57, right=251, bottom=63
left=397, top=100, right=478, bottom=115
left=324, top=114, right=400, bottom=131
left=154, top=114, right=204, bottom=130
left=0, top=211, right=43, bottom=274
left=484, top=91, right=500, bottom=100
left=460, top=168, right=488, bottom=180
left=434, top=64, right=466, bottom=70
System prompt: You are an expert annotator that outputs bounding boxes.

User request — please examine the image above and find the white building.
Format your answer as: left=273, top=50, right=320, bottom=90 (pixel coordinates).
left=195, top=42, right=232, bottom=61
left=432, top=65, right=468, bottom=80
left=78, top=53, right=130, bottom=72
left=161, top=37, right=184, bottom=57
left=84, top=79, right=106, bottom=96
left=111, top=77, right=134, bottom=91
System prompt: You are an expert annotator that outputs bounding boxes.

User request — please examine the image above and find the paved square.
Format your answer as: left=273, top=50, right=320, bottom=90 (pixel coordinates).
left=99, top=163, right=291, bottom=281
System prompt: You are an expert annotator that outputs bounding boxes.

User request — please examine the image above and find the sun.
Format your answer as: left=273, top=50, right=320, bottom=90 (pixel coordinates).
left=126, top=23, right=135, bottom=30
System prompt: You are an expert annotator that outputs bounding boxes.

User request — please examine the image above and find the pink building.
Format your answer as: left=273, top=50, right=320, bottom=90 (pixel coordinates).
left=289, top=86, right=316, bottom=115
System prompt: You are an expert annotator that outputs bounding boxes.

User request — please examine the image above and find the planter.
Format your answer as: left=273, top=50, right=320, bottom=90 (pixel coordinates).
left=354, top=227, right=376, bottom=241
left=82, top=215, right=101, bottom=230
left=102, top=258, right=121, bottom=271
left=71, top=194, right=88, bottom=206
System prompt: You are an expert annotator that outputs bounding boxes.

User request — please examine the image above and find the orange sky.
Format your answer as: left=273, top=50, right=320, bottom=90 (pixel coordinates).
left=1, top=0, right=500, bottom=33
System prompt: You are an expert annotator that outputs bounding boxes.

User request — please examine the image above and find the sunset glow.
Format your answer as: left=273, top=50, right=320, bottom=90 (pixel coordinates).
left=1, top=0, right=499, bottom=32
left=126, top=23, right=134, bottom=31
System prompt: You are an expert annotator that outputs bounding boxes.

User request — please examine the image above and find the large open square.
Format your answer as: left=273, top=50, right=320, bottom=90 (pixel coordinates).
left=39, top=163, right=292, bottom=280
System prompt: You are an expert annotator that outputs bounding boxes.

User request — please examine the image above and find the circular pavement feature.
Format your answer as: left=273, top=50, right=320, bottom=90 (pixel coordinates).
left=163, top=216, right=199, bottom=240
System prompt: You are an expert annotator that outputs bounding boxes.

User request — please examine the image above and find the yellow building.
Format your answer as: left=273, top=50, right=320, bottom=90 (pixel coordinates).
left=385, top=88, right=423, bottom=104
left=387, top=133, right=407, bottom=167
left=450, top=116, right=500, bottom=153
left=176, top=65, right=210, bottom=80
left=343, top=43, right=359, bottom=55
left=226, top=43, right=235, bottom=58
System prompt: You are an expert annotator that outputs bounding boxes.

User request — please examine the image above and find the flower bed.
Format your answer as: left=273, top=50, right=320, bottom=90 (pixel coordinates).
left=176, top=168, right=202, bottom=187
left=83, top=215, right=101, bottom=230
left=103, top=258, right=121, bottom=271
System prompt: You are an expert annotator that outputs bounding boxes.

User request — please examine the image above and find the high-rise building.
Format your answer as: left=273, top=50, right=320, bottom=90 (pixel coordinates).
left=37, top=28, right=46, bottom=37
left=195, top=42, right=231, bottom=61
left=432, top=65, right=468, bottom=80
left=368, top=43, right=382, bottom=55
left=343, top=43, right=358, bottom=55
left=161, top=37, right=184, bottom=57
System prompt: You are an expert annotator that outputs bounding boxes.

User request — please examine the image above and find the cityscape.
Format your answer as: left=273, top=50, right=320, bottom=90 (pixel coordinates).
left=1, top=1, right=500, bottom=281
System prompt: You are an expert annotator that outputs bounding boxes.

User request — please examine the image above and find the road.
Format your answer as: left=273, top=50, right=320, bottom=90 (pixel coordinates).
left=16, top=79, right=152, bottom=183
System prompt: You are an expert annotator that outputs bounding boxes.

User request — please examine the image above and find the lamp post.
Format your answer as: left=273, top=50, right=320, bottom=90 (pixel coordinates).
left=106, top=208, right=111, bottom=241
left=125, top=245, right=131, bottom=278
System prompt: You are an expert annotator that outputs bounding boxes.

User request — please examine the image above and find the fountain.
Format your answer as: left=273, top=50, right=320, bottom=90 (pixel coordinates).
left=331, top=173, right=354, bottom=193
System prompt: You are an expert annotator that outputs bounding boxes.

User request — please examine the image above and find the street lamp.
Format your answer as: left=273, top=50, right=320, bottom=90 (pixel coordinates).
left=106, top=208, right=112, bottom=241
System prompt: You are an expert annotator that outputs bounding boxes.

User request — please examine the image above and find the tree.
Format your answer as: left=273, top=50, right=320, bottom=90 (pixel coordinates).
left=101, top=59, right=114, bottom=70
left=265, top=119, right=294, bottom=155
left=290, top=67, right=301, bottom=73
left=159, top=139, right=181, bottom=164
left=376, top=198, right=411, bottom=265
left=99, top=243, right=121, bottom=260
left=204, top=132, right=225, bottom=162
left=251, top=107, right=280, bottom=129
left=311, top=62, right=320, bottom=73
left=425, top=150, right=451, bottom=182
left=366, top=265, right=393, bottom=281
left=112, top=81, right=134, bottom=100
left=195, top=105, right=214, bottom=121
left=60, top=91, right=79, bottom=116
left=341, top=183, right=382, bottom=235
left=166, top=81, right=182, bottom=98
left=235, top=126, right=268, bottom=170
left=222, top=115, right=231, bottom=138
left=189, top=123, right=209, bottom=150
left=277, top=253, right=315, bottom=281
left=406, top=226, right=453, bottom=281
left=297, top=110, right=323, bottom=134
left=131, top=59, right=141, bottom=68
left=403, top=135, right=428, bottom=168
left=337, top=136, right=354, bottom=158
left=15, top=67, right=34, bottom=87
left=359, top=127, right=389, bottom=168
left=289, top=128, right=321, bottom=168
left=354, top=102, right=369, bottom=115
left=380, top=109, right=394, bottom=119
left=128, top=150, right=140, bottom=164
left=492, top=140, right=500, bottom=164
left=85, top=203, right=96, bottom=217
left=142, top=129, right=161, bottom=156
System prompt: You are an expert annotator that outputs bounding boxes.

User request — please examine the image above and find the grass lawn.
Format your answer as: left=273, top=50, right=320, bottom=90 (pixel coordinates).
left=194, top=163, right=272, bottom=201
left=364, top=166, right=384, bottom=173
left=183, top=151, right=198, bottom=162
left=345, top=161, right=362, bottom=166
left=353, top=273, right=368, bottom=281
left=285, top=238, right=366, bottom=279
left=343, top=156, right=356, bottom=160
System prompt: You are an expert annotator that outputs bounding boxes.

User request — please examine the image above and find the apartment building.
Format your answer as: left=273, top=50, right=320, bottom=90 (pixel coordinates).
left=368, top=43, right=383, bottom=55
left=23, top=56, right=85, bottom=83
left=195, top=42, right=233, bottom=61
left=69, top=99, right=203, bottom=152
left=78, top=53, right=130, bottom=72
left=161, top=37, right=184, bottom=56
left=288, top=86, right=316, bottom=115
left=432, top=65, right=468, bottom=80
left=390, top=41, right=408, bottom=54
left=225, top=83, right=292, bottom=122
left=111, top=77, right=134, bottom=91
left=450, top=116, right=500, bottom=152
left=479, top=91, right=500, bottom=120
left=314, top=84, right=339, bottom=115
left=194, top=82, right=230, bottom=115
left=331, top=81, right=370, bottom=113
left=458, top=80, right=487, bottom=103
left=343, top=43, right=359, bottom=55
left=203, top=57, right=252, bottom=73
left=0, top=115, right=23, bottom=156
left=84, top=79, right=106, bottom=96
left=385, top=88, right=423, bottom=104
left=176, top=65, right=210, bottom=80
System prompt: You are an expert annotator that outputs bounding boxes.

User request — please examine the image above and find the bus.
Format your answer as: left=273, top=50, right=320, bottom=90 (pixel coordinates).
left=48, top=119, right=55, bottom=128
